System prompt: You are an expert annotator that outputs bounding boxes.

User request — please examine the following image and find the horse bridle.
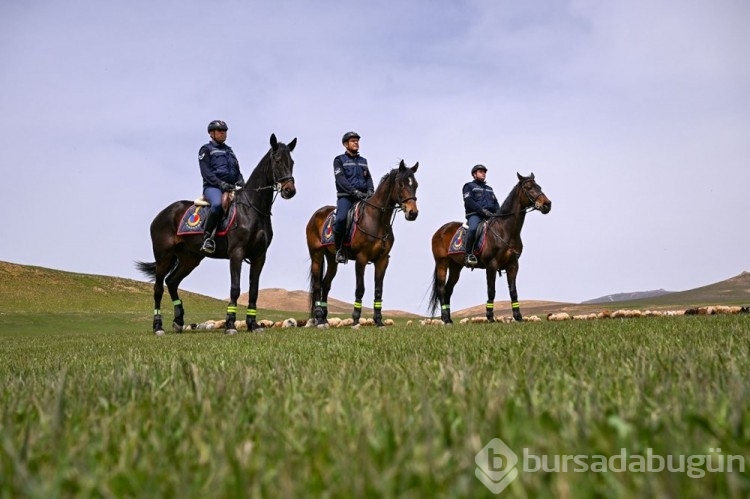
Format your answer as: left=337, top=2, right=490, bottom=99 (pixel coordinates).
left=520, top=179, right=543, bottom=209
left=355, top=171, right=417, bottom=241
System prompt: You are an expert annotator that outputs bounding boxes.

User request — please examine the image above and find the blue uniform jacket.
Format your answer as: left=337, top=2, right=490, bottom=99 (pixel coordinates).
left=199, top=141, right=244, bottom=188
left=463, top=180, right=500, bottom=216
left=334, top=153, right=374, bottom=197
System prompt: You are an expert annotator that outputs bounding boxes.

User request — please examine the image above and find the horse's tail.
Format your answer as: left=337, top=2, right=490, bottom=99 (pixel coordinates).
left=135, top=257, right=177, bottom=282
left=135, top=261, right=157, bottom=280
left=307, top=256, right=325, bottom=317
left=428, top=267, right=440, bottom=318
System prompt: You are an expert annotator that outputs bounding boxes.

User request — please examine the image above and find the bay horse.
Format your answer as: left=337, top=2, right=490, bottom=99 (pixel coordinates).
left=136, top=133, right=297, bottom=335
left=428, top=172, right=551, bottom=324
left=306, top=160, right=419, bottom=327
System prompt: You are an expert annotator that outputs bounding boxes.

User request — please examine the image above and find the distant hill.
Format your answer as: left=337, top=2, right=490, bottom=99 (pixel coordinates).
left=629, top=271, right=750, bottom=307
left=452, top=271, right=750, bottom=318
left=582, top=289, right=672, bottom=304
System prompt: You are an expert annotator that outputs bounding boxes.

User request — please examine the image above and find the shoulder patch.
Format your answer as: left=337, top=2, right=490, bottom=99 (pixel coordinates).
left=199, top=152, right=205, bottom=160
left=463, top=191, right=469, bottom=199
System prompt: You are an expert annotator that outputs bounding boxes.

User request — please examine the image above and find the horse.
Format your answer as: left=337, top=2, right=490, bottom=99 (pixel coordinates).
left=428, top=172, right=551, bottom=324
left=306, top=160, right=419, bottom=327
left=136, top=133, right=297, bottom=335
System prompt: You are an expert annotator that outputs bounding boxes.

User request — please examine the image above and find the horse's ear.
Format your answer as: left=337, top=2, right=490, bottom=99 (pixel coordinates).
left=411, top=162, right=419, bottom=173
left=517, top=172, right=524, bottom=181
left=529, top=172, right=535, bottom=179
left=270, top=133, right=279, bottom=151
left=398, top=159, right=406, bottom=171
left=288, top=137, right=297, bottom=152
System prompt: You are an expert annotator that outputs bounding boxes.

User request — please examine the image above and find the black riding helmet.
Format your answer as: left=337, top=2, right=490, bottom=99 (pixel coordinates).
left=208, top=120, right=228, bottom=132
left=471, top=164, right=488, bottom=174
left=342, top=131, right=360, bottom=144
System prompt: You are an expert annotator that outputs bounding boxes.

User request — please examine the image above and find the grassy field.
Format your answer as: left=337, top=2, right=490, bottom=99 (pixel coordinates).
left=1, top=314, right=749, bottom=498
left=2, top=262, right=749, bottom=497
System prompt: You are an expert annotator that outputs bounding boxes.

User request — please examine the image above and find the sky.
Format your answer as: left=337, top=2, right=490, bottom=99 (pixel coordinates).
left=1, top=0, right=748, bottom=315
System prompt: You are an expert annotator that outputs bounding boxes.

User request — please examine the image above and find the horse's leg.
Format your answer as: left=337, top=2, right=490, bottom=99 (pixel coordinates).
left=309, top=249, right=327, bottom=325
left=223, top=252, right=244, bottom=335
left=433, top=260, right=450, bottom=323
left=164, top=255, right=201, bottom=332
left=320, top=252, right=338, bottom=324
left=485, top=268, right=497, bottom=323
left=151, top=257, right=174, bottom=335
left=244, top=254, right=267, bottom=332
left=352, top=258, right=367, bottom=324
left=441, top=261, right=463, bottom=324
left=505, top=260, right=522, bottom=322
left=372, top=255, right=389, bottom=327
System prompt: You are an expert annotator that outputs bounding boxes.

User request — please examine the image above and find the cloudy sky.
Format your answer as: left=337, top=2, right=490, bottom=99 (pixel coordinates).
left=2, top=0, right=748, bottom=315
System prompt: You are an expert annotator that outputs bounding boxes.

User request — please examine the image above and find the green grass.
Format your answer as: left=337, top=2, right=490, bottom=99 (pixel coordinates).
left=1, top=316, right=749, bottom=498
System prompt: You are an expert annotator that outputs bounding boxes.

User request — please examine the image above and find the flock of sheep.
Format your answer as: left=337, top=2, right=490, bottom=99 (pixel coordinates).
left=177, top=304, right=748, bottom=331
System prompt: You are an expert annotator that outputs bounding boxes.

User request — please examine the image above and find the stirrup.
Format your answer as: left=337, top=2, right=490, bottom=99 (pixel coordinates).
left=465, top=254, right=478, bottom=266
left=335, top=250, right=347, bottom=264
left=201, top=238, right=216, bottom=254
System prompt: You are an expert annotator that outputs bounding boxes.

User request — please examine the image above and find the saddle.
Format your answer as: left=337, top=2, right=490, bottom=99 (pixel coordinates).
left=193, top=191, right=234, bottom=213
left=176, top=192, right=237, bottom=236
left=320, top=201, right=365, bottom=246
left=447, top=221, right=489, bottom=255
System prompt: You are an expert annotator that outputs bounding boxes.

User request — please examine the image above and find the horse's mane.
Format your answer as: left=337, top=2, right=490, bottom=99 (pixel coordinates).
left=498, top=180, right=523, bottom=215
left=378, top=169, right=397, bottom=187
left=378, top=163, right=412, bottom=188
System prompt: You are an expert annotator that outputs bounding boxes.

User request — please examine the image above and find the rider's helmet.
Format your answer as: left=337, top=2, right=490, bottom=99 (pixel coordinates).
left=471, top=164, right=488, bottom=175
left=208, top=120, right=229, bottom=132
left=341, top=131, right=361, bottom=144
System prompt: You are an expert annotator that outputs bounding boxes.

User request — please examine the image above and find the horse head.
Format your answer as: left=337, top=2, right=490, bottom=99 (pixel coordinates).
left=517, top=172, right=551, bottom=214
left=269, top=133, right=297, bottom=199
left=394, top=160, right=419, bottom=221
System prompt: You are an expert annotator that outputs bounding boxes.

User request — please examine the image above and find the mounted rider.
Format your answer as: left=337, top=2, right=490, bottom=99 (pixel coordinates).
left=332, top=131, right=374, bottom=264
left=198, top=120, right=245, bottom=254
left=462, top=164, right=500, bottom=266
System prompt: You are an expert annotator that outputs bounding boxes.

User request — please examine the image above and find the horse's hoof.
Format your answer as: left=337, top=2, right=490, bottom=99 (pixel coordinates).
left=154, top=329, right=165, bottom=336
left=317, top=323, right=330, bottom=329
left=225, top=328, right=238, bottom=335
left=172, top=322, right=183, bottom=333
left=351, top=324, right=361, bottom=330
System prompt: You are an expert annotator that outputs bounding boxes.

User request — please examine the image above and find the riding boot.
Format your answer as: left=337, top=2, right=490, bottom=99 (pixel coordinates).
left=334, top=230, right=347, bottom=264
left=464, top=231, right=478, bottom=266
left=201, top=211, right=221, bottom=254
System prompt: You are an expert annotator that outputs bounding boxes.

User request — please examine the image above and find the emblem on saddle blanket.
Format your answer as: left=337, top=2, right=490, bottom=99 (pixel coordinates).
left=447, top=223, right=488, bottom=255
left=320, top=203, right=363, bottom=246
left=176, top=204, right=237, bottom=236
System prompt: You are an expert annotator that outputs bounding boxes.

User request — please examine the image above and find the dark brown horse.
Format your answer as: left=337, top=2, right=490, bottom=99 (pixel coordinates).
left=428, top=172, right=551, bottom=324
left=306, top=160, right=419, bottom=327
left=136, top=134, right=297, bottom=335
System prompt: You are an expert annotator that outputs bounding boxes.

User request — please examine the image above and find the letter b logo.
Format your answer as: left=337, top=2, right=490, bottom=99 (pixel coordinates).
left=475, top=438, right=519, bottom=494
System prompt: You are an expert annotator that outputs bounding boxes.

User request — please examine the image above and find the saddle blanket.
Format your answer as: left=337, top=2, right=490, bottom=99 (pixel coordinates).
left=446, top=223, right=488, bottom=255
left=176, top=204, right=237, bottom=236
left=320, top=205, right=361, bottom=246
